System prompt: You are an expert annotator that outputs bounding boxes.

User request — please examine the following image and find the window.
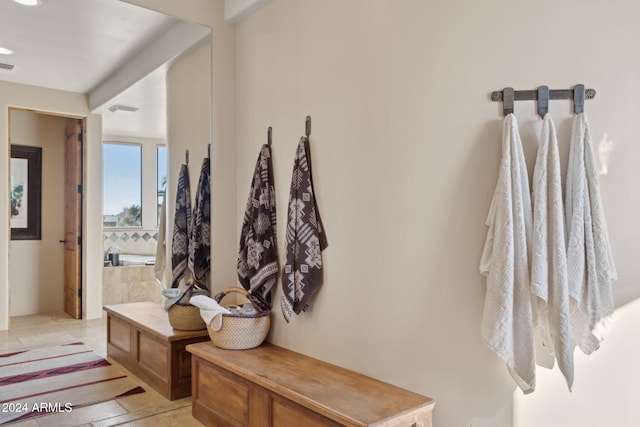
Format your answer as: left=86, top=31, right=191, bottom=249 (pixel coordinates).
left=157, top=145, right=167, bottom=224
left=103, top=142, right=142, bottom=228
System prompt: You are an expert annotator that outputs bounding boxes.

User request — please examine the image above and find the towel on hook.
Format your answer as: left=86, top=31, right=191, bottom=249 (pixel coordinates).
left=189, top=157, right=211, bottom=291
left=565, top=113, right=617, bottom=354
left=480, top=113, right=536, bottom=394
left=281, top=137, right=328, bottom=323
left=238, top=144, right=279, bottom=304
left=530, top=114, right=573, bottom=390
left=154, top=191, right=167, bottom=288
left=171, top=164, right=192, bottom=289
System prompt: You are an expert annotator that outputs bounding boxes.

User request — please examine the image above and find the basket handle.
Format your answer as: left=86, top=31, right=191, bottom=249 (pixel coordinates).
left=219, top=287, right=250, bottom=298
left=214, top=287, right=270, bottom=313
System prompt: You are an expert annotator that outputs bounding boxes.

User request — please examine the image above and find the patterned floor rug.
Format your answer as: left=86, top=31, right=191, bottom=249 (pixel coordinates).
left=0, top=342, right=144, bottom=425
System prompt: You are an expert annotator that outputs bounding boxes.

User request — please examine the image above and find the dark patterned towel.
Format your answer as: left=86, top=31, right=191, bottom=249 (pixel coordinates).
left=171, top=164, right=192, bottom=289
left=281, top=137, right=328, bottom=322
left=238, top=144, right=279, bottom=304
left=189, top=157, right=211, bottom=291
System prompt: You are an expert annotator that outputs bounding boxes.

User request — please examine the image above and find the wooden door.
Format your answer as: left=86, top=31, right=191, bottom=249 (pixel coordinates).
left=63, top=119, right=83, bottom=319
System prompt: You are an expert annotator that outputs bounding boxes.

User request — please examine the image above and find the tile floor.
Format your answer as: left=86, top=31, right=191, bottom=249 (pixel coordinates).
left=0, top=312, right=204, bottom=427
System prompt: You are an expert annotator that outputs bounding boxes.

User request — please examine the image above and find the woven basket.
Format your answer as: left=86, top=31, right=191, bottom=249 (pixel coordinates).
left=168, top=304, right=206, bottom=331
left=207, top=287, right=270, bottom=350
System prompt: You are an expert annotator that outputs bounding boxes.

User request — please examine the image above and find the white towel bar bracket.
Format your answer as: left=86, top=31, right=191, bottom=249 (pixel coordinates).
left=491, top=84, right=595, bottom=116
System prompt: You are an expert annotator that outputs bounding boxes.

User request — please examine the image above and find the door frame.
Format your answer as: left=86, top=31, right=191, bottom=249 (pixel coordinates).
left=7, top=107, right=86, bottom=320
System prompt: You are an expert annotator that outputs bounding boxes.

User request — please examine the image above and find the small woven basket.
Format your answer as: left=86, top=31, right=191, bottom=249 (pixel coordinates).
left=207, top=287, right=270, bottom=350
left=168, top=304, right=206, bottom=330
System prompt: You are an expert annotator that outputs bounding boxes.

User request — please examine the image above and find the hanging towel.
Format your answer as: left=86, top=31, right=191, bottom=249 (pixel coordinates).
left=171, top=164, right=192, bottom=290
left=565, top=113, right=617, bottom=354
left=479, top=114, right=536, bottom=394
left=154, top=191, right=167, bottom=287
left=238, top=144, right=279, bottom=304
left=281, top=137, right=328, bottom=323
left=189, top=157, right=211, bottom=291
left=530, top=114, right=573, bottom=390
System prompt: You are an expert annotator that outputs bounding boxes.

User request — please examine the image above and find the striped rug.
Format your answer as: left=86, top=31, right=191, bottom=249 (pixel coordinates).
left=0, top=342, right=144, bottom=425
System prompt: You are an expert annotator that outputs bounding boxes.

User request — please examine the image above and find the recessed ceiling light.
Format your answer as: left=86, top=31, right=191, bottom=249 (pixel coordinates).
left=0, top=47, right=13, bottom=55
left=13, top=0, right=41, bottom=6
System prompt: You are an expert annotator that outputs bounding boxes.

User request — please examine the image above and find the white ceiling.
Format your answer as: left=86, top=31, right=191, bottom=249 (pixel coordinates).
left=100, top=66, right=167, bottom=139
left=0, top=0, right=193, bottom=139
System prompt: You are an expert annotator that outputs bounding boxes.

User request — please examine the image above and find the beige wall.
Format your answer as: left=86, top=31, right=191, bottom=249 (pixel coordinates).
left=234, top=1, right=640, bottom=426
left=9, top=110, right=68, bottom=316
left=0, top=81, right=103, bottom=329
left=165, top=41, right=213, bottom=286
left=124, top=0, right=238, bottom=291
left=48, top=0, right=639, bottom=425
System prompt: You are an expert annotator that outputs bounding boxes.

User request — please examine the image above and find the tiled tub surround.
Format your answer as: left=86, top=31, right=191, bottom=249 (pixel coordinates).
left=102, top=264, right=164, bottom=306
left=102, top=230, right=163, bottom=305
left=103, top=229, right=159, bottom=256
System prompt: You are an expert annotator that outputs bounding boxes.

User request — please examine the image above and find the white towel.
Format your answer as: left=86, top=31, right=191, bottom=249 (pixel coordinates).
left=480, top=113, right=536, bottom=394
left=190, top=295, right=231, bottom=331
left=565, top=113, right=617, bottom=355
left=154, top=191, right=167, bottom=288
left=530, top=114, right=573, bottom=390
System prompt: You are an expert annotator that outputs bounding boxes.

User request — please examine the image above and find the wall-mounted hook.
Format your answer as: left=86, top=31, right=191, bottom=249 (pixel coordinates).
left=186, top=149, right=189, bottom=165
left=268, top=126, right=272, bottom=146
left=305, top=115, right=311, bottom=138
left=503, top=87, right=514, bottom=116
left=574, top=84, right=585, bottom=114
left=491, top=85, right=596, bottom=117
left=537, top=85, right=549, bottom=118
left=207, top=144, right=211, bottom=159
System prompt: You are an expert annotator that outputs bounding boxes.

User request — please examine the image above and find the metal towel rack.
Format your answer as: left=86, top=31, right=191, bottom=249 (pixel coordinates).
left=491, top=84, right=595, bottom=116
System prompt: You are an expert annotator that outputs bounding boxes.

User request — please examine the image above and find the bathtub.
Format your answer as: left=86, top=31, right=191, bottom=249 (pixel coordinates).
left=105, top=254, right=156, bottom=267
left=102, top=254, right=163, bottom=306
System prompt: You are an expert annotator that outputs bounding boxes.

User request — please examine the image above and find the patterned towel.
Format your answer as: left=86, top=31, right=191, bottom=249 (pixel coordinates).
left=281, top=137, right=328, bottom=322
left=171, top=164, right=192, bottom=289
left=189, top=157, right=211, bottom=290
left=238, top=144, right=279, bottom=304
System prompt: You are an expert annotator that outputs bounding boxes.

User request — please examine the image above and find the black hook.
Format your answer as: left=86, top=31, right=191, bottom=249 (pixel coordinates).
left=186, top=149, right=189, bottom=165
left=268, top=126, right=272, bottom=146
left=503, top=87, right=514, bottom=116
left=305, top=116, right=311, bottom=138
left=207, top=144, right=211, bottom=159
left=537, top=85, right=549, bottom=118
left=574, top=84, right=585, bottom=114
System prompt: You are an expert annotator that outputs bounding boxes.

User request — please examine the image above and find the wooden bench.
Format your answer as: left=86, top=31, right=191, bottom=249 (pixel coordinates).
left=187, top=341, right=435, bottom=426
left=104, top=302, right=210, bottom=400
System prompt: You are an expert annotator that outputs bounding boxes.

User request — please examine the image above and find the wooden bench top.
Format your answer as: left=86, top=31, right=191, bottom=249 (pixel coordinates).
left=187, top=341, right=435, bottom=425
left=104, top=302, right=209, bottom=341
